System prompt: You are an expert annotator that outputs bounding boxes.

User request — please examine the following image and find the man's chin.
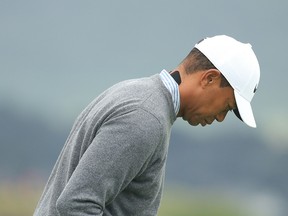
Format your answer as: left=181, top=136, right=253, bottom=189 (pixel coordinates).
left=190, top=121, right=208, bottom=127
left=183, top=117, right=209, bottom=127
left=186, top=119, right=200, bottom=126
left=200, top=122, right=207, bottom=127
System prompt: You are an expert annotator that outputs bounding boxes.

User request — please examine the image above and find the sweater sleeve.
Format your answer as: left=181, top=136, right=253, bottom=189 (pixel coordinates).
left=56, top=108, right=163, bottom=216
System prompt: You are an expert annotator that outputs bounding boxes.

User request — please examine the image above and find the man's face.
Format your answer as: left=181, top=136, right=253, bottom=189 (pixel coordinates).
left=181, top=74, right=237, bottom=127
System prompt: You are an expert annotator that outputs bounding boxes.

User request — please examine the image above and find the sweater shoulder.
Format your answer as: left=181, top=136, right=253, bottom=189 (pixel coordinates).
left=71, top=74, right=175, bottom=144
left=90, top=74, right=175, bottom=122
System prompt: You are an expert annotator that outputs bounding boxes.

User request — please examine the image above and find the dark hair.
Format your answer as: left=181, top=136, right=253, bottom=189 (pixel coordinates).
left=182, top=47, right=230, bottom=88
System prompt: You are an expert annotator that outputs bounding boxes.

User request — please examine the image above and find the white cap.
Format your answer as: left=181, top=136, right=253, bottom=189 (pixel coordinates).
left=195, top=35, right=260, bottom=128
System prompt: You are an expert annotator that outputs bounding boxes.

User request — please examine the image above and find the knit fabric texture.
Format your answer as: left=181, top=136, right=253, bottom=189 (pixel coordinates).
left=34, top=74, right=176, bottom=216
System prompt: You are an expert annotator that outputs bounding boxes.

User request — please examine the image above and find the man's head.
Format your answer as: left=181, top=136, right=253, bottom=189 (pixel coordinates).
left=176, top=35, right=260, bottom=127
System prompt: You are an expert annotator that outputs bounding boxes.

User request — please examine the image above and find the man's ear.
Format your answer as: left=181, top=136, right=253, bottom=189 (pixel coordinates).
left=200, top=69, right=221, bottom=88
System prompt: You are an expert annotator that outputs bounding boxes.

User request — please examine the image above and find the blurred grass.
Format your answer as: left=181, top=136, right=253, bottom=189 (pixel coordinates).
left=158, top=186, right=244, bottom=216
left=0, top=182, right=245, bottom=216
left=0, top=182, right=41, bottom=216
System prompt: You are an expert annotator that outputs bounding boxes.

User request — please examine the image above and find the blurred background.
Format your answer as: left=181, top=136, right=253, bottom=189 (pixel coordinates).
left=1, top=0, right=287, bottom=215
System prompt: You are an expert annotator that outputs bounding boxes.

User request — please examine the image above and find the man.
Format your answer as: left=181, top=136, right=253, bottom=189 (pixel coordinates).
left=34, top=35, right=260, bottom=216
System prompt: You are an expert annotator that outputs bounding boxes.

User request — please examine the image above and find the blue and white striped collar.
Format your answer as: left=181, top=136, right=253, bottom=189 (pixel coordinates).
left=159, top=69, right=180, bottom=115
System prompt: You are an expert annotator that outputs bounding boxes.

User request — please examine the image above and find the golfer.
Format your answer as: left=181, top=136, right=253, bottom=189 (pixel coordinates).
left=34, top=35, right=260, bottom=216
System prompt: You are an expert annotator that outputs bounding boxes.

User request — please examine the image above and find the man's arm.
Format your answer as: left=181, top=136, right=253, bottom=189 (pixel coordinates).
left=56, top=108, right=162, bottom=216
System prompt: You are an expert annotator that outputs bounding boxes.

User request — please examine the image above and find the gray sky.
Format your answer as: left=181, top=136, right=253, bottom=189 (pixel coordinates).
left=1, top=0, right=287, bottom=147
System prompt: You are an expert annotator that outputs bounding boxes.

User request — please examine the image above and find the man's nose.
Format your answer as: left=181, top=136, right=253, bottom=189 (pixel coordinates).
left=216, top=111, right=228, bottom=122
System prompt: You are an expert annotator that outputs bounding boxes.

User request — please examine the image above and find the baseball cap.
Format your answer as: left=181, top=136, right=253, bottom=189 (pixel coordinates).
left=195, top=35, right=260, bottom=128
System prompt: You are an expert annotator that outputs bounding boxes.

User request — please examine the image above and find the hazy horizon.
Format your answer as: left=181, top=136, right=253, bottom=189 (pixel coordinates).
left=1, top=0, right=287, bottom=150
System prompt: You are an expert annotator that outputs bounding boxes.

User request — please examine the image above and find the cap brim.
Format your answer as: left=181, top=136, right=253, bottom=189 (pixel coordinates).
left=233, top=91, right=257, bottom=128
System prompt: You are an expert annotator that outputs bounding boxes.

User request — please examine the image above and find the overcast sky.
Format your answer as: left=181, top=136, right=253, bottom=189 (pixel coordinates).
left=1, top=0, right=287, bottom=147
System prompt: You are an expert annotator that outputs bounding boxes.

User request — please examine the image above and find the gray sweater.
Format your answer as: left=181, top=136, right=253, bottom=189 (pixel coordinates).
left=34, top=74, right=176, bottom=216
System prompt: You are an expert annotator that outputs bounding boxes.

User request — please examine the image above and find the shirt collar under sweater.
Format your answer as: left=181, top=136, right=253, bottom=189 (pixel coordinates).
left=159, top=69, right=180, bottom=115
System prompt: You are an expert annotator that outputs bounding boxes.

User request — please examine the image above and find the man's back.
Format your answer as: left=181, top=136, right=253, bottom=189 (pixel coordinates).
left=34, top=74, right=176, bottom=216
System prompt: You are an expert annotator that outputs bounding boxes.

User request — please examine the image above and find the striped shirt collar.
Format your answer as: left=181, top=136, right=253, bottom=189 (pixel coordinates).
left=159, top=69, right=180, bottom=115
